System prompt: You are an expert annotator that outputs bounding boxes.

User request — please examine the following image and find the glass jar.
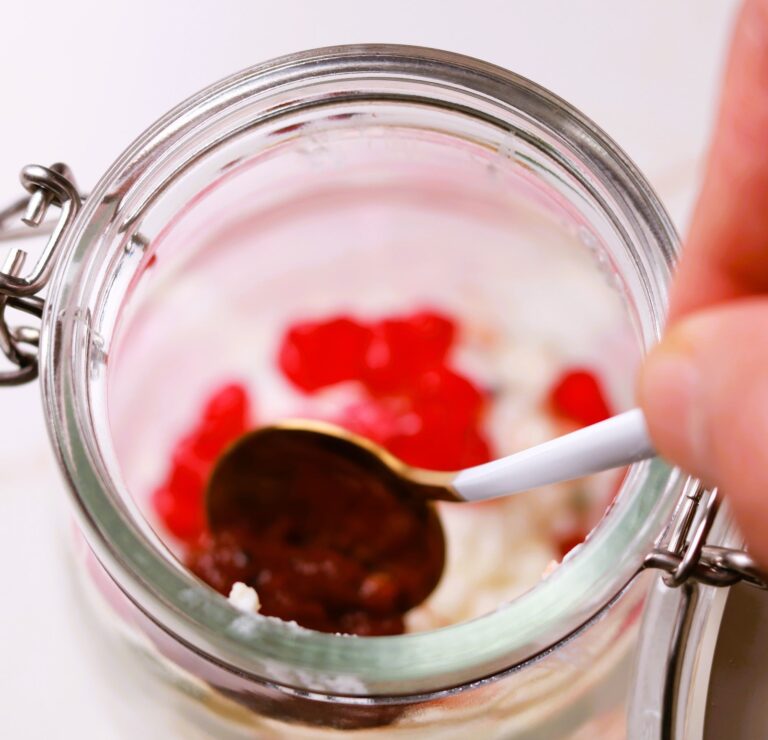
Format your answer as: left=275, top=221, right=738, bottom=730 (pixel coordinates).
left=1, top=45, right=758, bottom=737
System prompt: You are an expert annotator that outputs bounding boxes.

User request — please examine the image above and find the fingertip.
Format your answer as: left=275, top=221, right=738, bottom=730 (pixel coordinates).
left=642, top=301, right=768, bottom=568
left=639, top=325, right=709, bottom=481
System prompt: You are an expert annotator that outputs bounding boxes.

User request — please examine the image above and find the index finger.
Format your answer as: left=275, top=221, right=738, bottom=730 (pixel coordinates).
left=670, top=0, right=768, bottom=319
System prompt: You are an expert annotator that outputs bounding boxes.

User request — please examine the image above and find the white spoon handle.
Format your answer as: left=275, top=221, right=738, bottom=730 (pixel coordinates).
left=452, top=408, right=655, bottom=502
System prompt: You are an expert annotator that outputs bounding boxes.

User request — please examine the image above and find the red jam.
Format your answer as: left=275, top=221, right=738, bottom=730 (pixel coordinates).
left=151, top=310, right=612, bottom=635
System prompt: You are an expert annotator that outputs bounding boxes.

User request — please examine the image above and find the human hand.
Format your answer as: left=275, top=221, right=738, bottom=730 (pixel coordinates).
left=640, top=0, right=768, bottom=564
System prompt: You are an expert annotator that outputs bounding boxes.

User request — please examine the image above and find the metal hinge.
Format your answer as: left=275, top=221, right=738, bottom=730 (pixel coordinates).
left=0, top=163, right=81, bottom=385
left=644, top=484, right=767, bottom=590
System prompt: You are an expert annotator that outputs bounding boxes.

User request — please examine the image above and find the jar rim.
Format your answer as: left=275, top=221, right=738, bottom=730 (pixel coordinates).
left=40, top=44, right=681, bottom=698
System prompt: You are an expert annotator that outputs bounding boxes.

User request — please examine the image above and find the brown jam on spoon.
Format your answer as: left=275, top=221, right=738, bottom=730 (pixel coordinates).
left=192, top=423, right=448, bottom=636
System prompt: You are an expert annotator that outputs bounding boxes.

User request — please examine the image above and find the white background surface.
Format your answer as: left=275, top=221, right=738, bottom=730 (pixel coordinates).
left=0, top=1, right=739, bottom=737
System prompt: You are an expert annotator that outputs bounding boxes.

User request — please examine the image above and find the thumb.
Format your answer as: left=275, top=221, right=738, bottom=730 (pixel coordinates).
left=639, top=299, right=768, bottom=566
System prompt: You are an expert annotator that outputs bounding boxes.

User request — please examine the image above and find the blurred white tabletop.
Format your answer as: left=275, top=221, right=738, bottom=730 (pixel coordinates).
left=0, top=1, right=739, bottom=737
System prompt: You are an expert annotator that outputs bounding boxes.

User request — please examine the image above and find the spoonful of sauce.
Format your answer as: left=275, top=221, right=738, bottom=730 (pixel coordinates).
left=203, top=410, right=654, bottom=633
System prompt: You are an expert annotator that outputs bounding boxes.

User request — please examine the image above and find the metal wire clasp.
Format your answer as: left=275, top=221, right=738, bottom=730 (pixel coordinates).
left=0, top=163, right=81, bottom=385
left=644, top=484, right=768, bottom=590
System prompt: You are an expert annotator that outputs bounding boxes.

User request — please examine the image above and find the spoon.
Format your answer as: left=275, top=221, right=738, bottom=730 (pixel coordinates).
left=203, top=409, right=654, bottom=630
left=207, top=408, right=654, bottom=528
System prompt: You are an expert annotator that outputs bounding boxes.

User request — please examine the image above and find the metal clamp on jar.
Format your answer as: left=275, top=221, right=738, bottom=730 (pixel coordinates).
left=0, top=45, right=765, bottom=739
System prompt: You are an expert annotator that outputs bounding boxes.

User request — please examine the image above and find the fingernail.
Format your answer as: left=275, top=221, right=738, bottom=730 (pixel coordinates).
left=640, top=328, right=708, bottom=478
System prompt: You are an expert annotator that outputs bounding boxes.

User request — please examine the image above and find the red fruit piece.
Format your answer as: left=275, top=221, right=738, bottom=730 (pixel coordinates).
left=167, top=437, right=209, bottom=499
left=382, top=366, right=488, bottom=469
left=203, top=382, right=250, bottom=427
left=457, top=426, right=494, bottom=468
left=548, top=368, right=611, bottom=427
left=385, top=384, right=492, bottom=470
left=152, top=485, right=206, bottom=542
left=411, top=366, right=484, bottom=423
left=152, top=382, right=252, bottom=544
left=362, top=310, right=456, bottom=394
left=278, top=317, right=373, bottom=393
left=192, top=382, right=251, bottom=459
left=387, top=415, right=492, bottom=471
left=336, top=363, right=490, bottom=471
left=334, top=397, right=412, bottom=446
